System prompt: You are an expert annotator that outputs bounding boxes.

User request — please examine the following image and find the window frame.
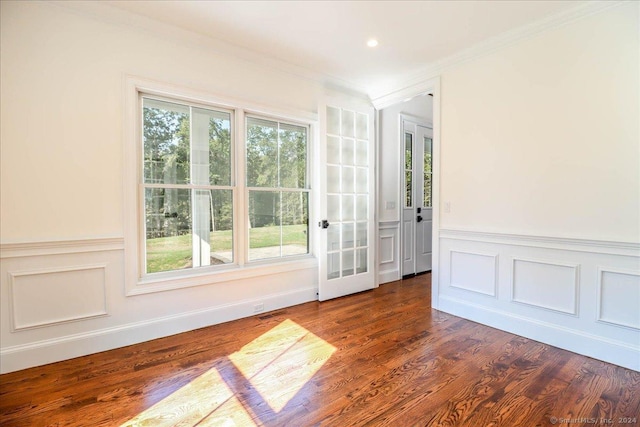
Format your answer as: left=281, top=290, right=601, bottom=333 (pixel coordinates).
left=123, top=77, right=317, bottom=296
left=140, top=94, right=237, bottom=276
left=244, top=113, right=312, bottom=263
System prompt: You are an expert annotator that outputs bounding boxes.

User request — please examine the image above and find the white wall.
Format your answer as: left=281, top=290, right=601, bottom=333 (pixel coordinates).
left=0, top=1, right=361, bottom=373
left=377, top=95, right=433, bottom=283
left=436, top=2, right=640, bottom=370
left=439, top=3, right=639, bottom=242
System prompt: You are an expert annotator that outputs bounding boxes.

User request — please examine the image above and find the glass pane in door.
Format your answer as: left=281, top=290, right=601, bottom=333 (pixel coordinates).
left=326, top=107, right=369, bottom=281
left=405, top=132, right=413, bottom=208
left=424, top=136, right=432, bottom=208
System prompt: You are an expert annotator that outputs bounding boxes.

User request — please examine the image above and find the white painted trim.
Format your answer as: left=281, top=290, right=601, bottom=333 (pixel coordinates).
left=123, top=75, right=321, bottom=296
left=370, top=1, right=626, bottom=106
left=379, top=236, right=395, bottom=264
left=379, top=220, right=400, bottom=230
left=440, top=228, right=640, bottom=257
left=379, top=269, right=400, bottom=284
left=430, top=77, right=441, bottom=310
left=0, top=238, right=124, bottom=258
left=8, top=264, right=109, bottom=331
left=0, top=286, right=317, bottom=374
left=510, top=257, right=580, bottom=316
left=129, top=258, right=318, bottom=296
left=596, top=267, right=640, bottom=330
left=439, top=295, right=640, bottom=372
left=448, top=250, right=498, bottom=298
left=125, top=75, right=317, bottom=128
left=373, top=80, right=436, bottom=110
left=50, top=1, right=370, bottom=99
left=50, top=0, right=623, bottom=105
left=374, top=108, right=380, bottom=288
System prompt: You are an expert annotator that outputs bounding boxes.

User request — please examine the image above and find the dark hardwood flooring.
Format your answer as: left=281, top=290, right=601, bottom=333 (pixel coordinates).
left=1, top=274, right=639, bottom=426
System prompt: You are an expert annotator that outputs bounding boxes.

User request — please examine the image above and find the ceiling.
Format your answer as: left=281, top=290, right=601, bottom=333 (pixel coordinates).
left=105, top=0, right=585, bottom=99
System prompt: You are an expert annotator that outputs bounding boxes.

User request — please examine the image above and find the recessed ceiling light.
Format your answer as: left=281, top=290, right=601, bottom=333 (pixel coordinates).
left=367, top=39, right=378, bottom=48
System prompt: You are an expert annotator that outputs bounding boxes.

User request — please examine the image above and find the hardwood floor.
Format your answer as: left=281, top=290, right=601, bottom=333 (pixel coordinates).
left=1, top=274, right=639, bottom=426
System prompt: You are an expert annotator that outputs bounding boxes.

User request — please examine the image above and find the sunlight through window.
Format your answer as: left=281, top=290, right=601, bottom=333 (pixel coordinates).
left=229, top=319, right=336, bottom=412
left=121, top=367, right=255, bottom=427
left=122, top=320, right=335, bottom=425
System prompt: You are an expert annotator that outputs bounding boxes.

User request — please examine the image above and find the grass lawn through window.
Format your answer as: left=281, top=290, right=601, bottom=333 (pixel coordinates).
left=146, top=224, right=307, bottom=273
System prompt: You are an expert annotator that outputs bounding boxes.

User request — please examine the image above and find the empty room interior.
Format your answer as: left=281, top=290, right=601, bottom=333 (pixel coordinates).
left=1, top=1, right=639, bottom=426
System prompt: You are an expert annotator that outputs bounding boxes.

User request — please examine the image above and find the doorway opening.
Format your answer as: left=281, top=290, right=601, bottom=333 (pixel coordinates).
left=401, top=119, right=433, bottom=278
left=375, top=80, right=439, bottom=308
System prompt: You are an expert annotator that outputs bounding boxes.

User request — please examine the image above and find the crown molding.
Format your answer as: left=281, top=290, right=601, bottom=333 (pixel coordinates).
left=47, top=1, right=369, bottom=100
left=46, top=0, right=625, bottom=109
left=371, top=0, right=627, bottom=108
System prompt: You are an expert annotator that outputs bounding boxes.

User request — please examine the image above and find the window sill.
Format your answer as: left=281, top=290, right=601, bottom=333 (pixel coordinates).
left=126, top=256, right=318, bottom=296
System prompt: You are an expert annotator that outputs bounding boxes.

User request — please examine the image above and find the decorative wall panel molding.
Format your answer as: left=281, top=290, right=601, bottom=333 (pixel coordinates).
left=440, top=228, right=639, bottom=257
left=380, top=236, right=395, bottom=264
left=1, top=286, right=316, bottom=374
left=9, top=265, right=108, bottom=330
left=449, top=250, right=498, bottom=297
left=379, top=220, right=400, bottom=230
left=511, top=258, right=579, bottom=315
left=0, top=236, right=319, bottom=374
left=438, top=229, right=640, bottom=371
left=597, top=268, right=640, bottom=330
left=378, top=222, right=400, bottom=284
left=1, top=237, right=124, bottom=258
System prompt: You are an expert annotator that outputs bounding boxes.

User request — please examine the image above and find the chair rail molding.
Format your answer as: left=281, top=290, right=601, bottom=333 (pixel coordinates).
left=0, top=237, right=124, bottom=259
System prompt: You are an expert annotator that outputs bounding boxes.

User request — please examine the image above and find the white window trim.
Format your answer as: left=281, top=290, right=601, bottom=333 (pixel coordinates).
left=123, top=75, right=318, bottom=296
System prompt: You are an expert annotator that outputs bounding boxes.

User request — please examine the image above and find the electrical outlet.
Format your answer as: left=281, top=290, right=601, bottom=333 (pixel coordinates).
left=254, top=303, right=264, bottom=313
left=444, top=202, right=451, bottom=213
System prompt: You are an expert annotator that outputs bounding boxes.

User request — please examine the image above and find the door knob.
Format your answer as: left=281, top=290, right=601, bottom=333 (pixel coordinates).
left=417, top=216, right=423, bottom=223
left=318, top=219, right=330, bottom=229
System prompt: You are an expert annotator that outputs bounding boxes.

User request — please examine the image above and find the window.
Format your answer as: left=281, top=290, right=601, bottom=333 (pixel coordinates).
left=246, top=117, right=309, bottom=261
left=137, top=93, right=312, bottom=283
left=404, top=132, right=413, bottom=208
left=142, top=97, right=234, bottom=275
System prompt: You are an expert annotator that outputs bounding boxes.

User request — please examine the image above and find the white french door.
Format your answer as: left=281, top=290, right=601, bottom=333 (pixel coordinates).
left=318, top=101, right=376, bottom=301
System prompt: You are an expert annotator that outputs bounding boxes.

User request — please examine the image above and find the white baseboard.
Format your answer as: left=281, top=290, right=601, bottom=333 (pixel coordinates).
left=439, top=295, right=640, bottom=372
left=379, top=269, right=400, bottom=284
left=0, top=287, right=317, bottom=374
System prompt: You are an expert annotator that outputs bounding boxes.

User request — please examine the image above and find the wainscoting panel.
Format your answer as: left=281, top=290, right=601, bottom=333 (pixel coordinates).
left=450, top=250, right=497, bottom=297
left=378, top=221, right=400, bottom=284
left=380, top=236, right=395, bottom=264
left=511, top=258, right=579, bottom=315
left=598, top=268, right=640, bottom=330
left=438, top=229, right=640, bottom=371
left=0, top=238, right=318, bottom=373
left=9, top=265, right=108, bottom=330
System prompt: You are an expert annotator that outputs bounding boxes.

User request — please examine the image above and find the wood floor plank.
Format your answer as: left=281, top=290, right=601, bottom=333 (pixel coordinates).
left=1, top=274, right=639, bottom=426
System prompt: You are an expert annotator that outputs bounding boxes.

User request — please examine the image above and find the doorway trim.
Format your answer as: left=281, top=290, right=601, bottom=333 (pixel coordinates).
left=373, top=76, right=441, bottom=309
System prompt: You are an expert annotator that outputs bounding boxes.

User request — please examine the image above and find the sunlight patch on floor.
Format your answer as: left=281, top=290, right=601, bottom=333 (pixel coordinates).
left=121, top=319, right=335, bottom=425
left=121, top=366, right=254, bottom=426
left=229, top=319, right=337, bottom=412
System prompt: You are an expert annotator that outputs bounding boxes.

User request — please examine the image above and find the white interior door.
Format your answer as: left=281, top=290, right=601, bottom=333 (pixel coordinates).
left=402, top=126, right=416, bottom=276
left=318, top=102, right=375, bottom=301
left=402, top=120, right=433, bottom=276
left=416, top=125, right=433, bottom=273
